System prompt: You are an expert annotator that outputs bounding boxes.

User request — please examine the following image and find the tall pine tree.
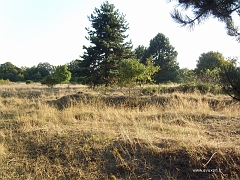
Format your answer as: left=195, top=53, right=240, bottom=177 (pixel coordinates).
left=79, top=1, right=133, bottom=87
left=148, top=33, right=179, bottom=83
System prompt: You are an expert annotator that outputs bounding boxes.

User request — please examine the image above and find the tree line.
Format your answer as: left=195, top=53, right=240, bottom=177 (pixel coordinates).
left=0, top=1, right=239, bottom=100
left=0, top=62, right=71, bottom=87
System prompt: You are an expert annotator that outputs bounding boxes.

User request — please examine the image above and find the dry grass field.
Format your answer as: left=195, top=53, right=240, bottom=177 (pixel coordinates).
left=0, top=83, right=239, bottom=180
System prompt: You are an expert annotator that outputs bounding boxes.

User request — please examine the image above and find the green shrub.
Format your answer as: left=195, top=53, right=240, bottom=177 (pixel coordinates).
left=141, top=87, right=157, bottom=95
left=196, top=83, right=211, bottom=94
left=179, top=83, right=195, bottom=93
left=210, top=85, right=222, bottom=94
left=179, top=83, right=223, bottom=94
left=26, top=80, right=34, bottom=84
left=158, top=86, right=176, bottom=93
left=141, top=83, right=224, bottom=95
left=0, top=79, right=11, bottom=85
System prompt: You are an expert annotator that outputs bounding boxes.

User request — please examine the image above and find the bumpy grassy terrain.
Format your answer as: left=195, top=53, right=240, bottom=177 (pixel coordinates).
left=0, top=83, right=239, bottom=179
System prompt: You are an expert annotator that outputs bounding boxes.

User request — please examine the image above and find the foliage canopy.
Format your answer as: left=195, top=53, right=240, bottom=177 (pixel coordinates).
left=41, top=65, right=71, bottom=87
left=195, top=51, right=229, bottom=73
left=118, top=57, right=160, bottom=87
left=220, top=63, right=240, bottom=101
left=135, top=33, right=179, bottom=83
left=0, top=62, right=23, bottom=82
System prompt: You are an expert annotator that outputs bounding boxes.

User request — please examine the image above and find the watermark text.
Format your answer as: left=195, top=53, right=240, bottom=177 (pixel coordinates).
left=192, top=168, right=222, bottom=173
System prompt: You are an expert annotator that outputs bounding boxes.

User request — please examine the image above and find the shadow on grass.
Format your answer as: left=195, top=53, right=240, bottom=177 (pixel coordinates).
left=2, top=128, right=239, bottom=180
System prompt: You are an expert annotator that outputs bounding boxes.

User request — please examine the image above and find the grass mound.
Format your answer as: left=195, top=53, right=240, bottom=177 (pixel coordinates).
left=47, top=92, right=239, bottom=110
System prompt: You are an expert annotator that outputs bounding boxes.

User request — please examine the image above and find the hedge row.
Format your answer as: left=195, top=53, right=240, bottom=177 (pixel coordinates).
left=142, top=83, right=223, bottom=95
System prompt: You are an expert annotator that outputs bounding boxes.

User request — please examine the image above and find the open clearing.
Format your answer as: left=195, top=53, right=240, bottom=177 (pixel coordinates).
left=0, top=83, right=239, bottom=179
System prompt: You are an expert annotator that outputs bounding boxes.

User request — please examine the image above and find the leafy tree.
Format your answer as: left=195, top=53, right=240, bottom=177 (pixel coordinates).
left=33, top=72, right=43, bottom=82
left=41, top=75, right=58, bottom=87
left=118, top=58, right=146, bottom=88
left=195, top=51, right=235, bottom=86
left=178, top=68, right=197, bottom=84
left=118, top=57, right=159, bottom=95
left=134, top=45, right=148, bottom=64
left=139, top=56, right=161, bottom=85
left=220, top=63, right=240, bottom=100
left=23, top=63, right=53, bottom=82
left=36, top=62, right=53, bottom=77
left=198, top=68, right=221, bottom=85
left=169, top=0, right=240, bottom=41
left=67, top=60, right=81, bottom=83
left=80, top=1, right=134, bottom=87
left=118, top=56, right=160, bottom=87
left=23, top=67, right=42, bottom=82
left=41, top=65, right=71, bottom=87
left=147, top=33, right=179, bottom=83
left=195, top=51, right=229, bottom=73
left=0, top=62, right=22, bottom=81
left=23, top=66, right=36, bottom=81
left=52, top=65, right=71, bottom=84
left=226, top=56, right=238, bottom=66
left=16, top=73, right=25, bottom=81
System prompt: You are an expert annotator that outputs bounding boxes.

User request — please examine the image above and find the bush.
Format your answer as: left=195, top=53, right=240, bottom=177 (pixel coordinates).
left=179, top=83, right=195, bottom=93
left=142, top=87, right=157, bottom=95
left=26, top=80, right=34, bottom=84
left=0, top=79, right=11, bottom=85
left=210, top=85, right=222, bottom=94
left=196, top=83, right=211, bottom=94
left=158, top=86, right=176, bottom=93
left=141, top=83, right=223, bottom=95
left=179, top=83, right=222, bottom=94
left=41, top=76, right=58, bottom=87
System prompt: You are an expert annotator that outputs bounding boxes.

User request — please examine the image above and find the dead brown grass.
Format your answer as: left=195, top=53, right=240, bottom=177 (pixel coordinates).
left=0, top=84, right=239, bottom=179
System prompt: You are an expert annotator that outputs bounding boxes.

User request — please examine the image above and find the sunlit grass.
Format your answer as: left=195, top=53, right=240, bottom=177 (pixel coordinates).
left=0, top=84, right=239, bottom=179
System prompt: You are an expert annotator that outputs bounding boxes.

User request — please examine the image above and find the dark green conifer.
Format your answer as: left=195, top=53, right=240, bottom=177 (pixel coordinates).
left=80, top=1, right=133, bottom=86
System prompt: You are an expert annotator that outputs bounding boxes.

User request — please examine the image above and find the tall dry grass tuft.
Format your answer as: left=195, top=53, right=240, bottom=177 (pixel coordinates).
left=0, top=84, right=239, bottom=179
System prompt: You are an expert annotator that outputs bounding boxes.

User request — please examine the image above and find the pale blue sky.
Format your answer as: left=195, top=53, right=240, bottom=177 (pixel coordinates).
left=0, top=0, right=239, bottom=69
